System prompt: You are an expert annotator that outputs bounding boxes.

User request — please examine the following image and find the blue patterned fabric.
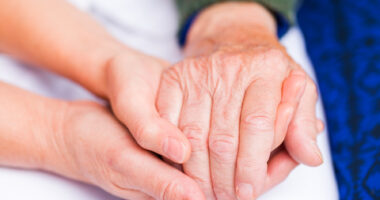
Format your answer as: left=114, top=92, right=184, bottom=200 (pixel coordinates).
left=298, top=0, right=380, bottom=199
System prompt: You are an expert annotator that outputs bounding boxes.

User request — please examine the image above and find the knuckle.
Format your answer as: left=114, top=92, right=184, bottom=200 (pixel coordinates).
left=238, top=159, right=264, bottom=173
left=209, top=132, right=237, bottom=159
left=263, top=49, right=288, bottom=71
left=242, top=113, right=274, bottom=132
left=161, top=181, right=184, bottom=200
left=181, top=124, right=208, bottom=152
left=134, top=123, right=156, bottom=147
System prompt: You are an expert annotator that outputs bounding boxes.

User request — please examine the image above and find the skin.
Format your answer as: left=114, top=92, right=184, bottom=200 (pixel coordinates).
left=0, top=0, right=191, bottom=163
left=157, top=2, right=324, bottom=200
left=0, top=81, right=205, bottom=200
left=0, top=0, right=323, bottom=199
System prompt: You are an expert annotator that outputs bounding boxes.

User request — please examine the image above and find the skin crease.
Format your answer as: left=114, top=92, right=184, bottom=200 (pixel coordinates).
left=0, top=0, right=324, bottom=199
left=157, top=2, right=324, bottom=200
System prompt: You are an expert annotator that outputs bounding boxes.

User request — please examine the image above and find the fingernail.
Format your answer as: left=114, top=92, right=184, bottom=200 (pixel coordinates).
left=311, top=141, right=323, bottom=163
left=236, top=183, right=253, bottom=200
left=163, top=137, right=185, bottom=163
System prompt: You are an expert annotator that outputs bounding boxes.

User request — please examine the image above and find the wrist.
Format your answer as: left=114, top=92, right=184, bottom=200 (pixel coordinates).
left=185, top=2, right=279, bottom=56
left=74, top=40, right=126, bottom=99
left=22, top=99, right=68, bottom=171
left=40, top=100, right=88, bottom=182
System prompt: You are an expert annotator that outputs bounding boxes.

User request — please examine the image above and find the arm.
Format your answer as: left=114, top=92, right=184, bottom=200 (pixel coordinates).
left=0, top=0, right=120, bottom=97
left=0, top=81, right=62, bottom=170
left=0, top=0, right=192, bottom=164
left=0, top=81, right=205, bottom=200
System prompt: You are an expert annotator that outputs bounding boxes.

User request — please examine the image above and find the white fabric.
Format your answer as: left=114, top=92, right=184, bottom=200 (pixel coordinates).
left=0, top=0, right=338, bottom=199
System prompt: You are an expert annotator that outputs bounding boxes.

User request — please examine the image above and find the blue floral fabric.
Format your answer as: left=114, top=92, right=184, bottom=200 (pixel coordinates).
left=298, top=0, right=380, bottom=199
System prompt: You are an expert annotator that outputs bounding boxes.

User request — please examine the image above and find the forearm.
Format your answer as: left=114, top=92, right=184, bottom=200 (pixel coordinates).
left=0, top=81, right=63, bottom=170
left=185, top=2, right=280, bottom=56
left=0, top=0, right=132, bottom=97
left=0, top=82, right=89, bottom=182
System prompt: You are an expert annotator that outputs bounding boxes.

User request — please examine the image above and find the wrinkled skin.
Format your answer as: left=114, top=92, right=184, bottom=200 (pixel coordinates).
left=157, top=44, right=323, bottom=200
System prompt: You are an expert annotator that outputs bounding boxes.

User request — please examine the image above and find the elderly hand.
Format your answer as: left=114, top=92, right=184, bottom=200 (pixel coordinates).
left=156, top=2, right=323, bottom=199
left=45, top=101, right=205, bottom=200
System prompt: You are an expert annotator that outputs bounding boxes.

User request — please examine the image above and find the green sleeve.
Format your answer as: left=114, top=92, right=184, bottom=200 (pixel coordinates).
left=176, top=0, right=299, bottom=27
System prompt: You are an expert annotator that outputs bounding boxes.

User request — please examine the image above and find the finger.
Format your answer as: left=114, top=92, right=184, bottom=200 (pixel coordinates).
left=273, top=70, right=307, bottom=149
left=178, top=91, right=215, bottom=199
left=263, top=149, right=299, bottom=192
left=156, top=71, right=184, bottom=126
left=208, top=85, right=245, bottom=199
left=114, top=75, right=191, bottom=164
left=285, top=78, right=323, bottom=166
left=110, top=142, right=205, bottom=200
left=235, top=77, right=283, bottom=200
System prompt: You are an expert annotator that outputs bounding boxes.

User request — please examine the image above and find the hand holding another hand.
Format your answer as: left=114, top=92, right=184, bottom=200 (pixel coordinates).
left=155, top=2, right=324, bottom=199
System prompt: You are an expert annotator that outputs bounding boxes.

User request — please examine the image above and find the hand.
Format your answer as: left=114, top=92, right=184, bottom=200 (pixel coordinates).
left=104, top=51, right=192, bottom=164
left=0, top=0, right=192, bottom=165
left=45, top=101, right=205, bottom=200
left=157, top=44, right=315, bottom=199
left=156, top=2, right=323, bottom=199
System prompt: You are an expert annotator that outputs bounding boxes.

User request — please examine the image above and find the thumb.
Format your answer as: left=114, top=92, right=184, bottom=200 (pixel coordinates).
left=107, top=59, right=191, bottom=163
left=112, top=86, right=191, bottom=164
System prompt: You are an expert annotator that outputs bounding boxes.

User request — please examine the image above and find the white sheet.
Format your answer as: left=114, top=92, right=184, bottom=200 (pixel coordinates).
left=0, top=0, right=338, bottom=199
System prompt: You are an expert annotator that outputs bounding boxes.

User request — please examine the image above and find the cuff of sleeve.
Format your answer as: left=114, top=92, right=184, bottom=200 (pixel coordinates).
left=178, top=11, right=200, bottom=46
left=177, top=0, right=297, bottom=46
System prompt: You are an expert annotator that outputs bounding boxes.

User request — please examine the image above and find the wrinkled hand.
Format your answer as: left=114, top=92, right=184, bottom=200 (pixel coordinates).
left=156, top=44, right=323, bottom=199
left=47, top=101, right=205, bottom=200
